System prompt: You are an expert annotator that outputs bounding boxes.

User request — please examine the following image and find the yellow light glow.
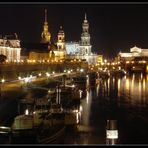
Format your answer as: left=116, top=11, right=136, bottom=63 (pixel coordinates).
left=126, top=61, right=130, bottom=64
left=18, top=76, right=21, bottom=80
left=131, top=61, right=134, bottom=64
left=1, top=79, right=5, bottom=83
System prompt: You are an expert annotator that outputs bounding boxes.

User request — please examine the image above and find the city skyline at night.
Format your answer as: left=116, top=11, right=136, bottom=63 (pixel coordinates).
left=0, top=4, right=148, bottom=58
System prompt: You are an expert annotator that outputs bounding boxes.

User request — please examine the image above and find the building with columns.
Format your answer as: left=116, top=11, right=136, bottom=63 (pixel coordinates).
left=118, top=46, right=148, bottom=61
left=0, top=35, right=21, bottom=62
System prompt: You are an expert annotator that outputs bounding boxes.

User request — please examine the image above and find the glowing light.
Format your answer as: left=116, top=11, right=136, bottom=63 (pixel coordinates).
left=24, top=77, right=29, bottom=83
left=76, top=112, right=79, bottom=124
left=106, top=130, right=118, bottom=139
left=67, top=70, right=71, bottom=74
left=126, top=61, right=130, bottom=64
left=125, top=78, right=130, bottom=91
left=25, top=109, right=29, bottom=115
left=1, top=79, right=5, bottom=83
left=79, top=105, right=83, bottom=112
left=80, top=69, right=84, bottom=72
left=38, top=73, right=42, bottom=77
left=79, top=90, right=83, bottom=98
left=46, top=72, right=50, bottom=77
left=18, top=76, right=21, bottom=80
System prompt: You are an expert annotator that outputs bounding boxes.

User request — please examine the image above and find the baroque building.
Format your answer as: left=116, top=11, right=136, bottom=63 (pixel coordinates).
left=53, top=26, right=66, bottom=60
left=65, top=13, right=103, bottom=65
left=28, top=10, right=66, bottom=62
left=0, top=35, right=21, bottom=62
left=41, top=9, right=51, bottom=44
left=79, top=13, right=92, bottom=55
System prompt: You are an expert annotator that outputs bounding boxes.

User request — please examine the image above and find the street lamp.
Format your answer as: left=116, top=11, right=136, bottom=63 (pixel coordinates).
left=38, top=73, right=42, bottom=77
left=46, top=72, right=50, bottom=83
left=1, top=79, right=5, bottom=99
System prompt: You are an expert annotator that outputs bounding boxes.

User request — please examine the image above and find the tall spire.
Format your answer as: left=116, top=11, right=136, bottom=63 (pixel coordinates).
left=85, top=13, right=87, bottom=20
left=45, top=9, right=47, bottom=23
left=41, top=9, right=51, bottom=43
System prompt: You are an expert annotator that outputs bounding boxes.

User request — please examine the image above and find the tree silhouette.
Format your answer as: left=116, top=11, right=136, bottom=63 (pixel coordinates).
left=0, top=54, right=7, bottom=63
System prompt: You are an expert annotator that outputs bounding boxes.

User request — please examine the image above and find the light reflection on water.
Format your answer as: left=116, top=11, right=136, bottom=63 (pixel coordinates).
left=74, top=73, right=148, bottom=144
left=117, top=74, right=148, bottom=106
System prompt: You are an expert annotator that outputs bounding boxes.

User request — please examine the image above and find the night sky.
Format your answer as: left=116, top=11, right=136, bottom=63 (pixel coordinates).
left=0, top=4, right=148, bottom=58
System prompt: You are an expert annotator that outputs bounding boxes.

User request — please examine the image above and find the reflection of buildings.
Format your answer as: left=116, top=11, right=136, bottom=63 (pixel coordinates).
left=65, top=14, right=103, bottom=65
left=0, top=34, right=21, bottom=62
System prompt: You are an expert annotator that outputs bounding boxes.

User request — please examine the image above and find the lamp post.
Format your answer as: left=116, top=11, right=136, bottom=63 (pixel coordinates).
left=0, top=79, right=5, bottom=99
left=46, top=72, right=50, bottom=83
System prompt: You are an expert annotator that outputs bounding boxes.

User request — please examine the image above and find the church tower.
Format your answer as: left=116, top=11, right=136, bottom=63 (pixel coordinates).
left=41, top=9, right=51, bottom=43
left=57, top=26, right=65, bottom=51
left=79, top=13, right=92, bottom=55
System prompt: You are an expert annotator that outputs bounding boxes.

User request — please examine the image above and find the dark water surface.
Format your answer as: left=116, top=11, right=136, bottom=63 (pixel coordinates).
left=64, top=73, right=148, bottom=144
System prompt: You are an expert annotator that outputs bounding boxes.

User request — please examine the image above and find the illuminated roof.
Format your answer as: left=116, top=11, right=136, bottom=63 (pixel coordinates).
left=0, top=39, right=20, bottom=48
left=130, top=46, right=142, bottom=53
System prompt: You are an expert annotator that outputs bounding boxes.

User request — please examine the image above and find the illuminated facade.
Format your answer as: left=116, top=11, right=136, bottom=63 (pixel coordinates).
left=65, top=13, right=103, bottom=65
left=54, top=26, right=66, bottom=59
left=79, top=13, right=92, bottom=55
left=0, top=37, right=21, bottom=62
left=41, top=9, right=51, bottom=43
left=65, top=42, right=79, bottom=55
left=119, top=46, right=148, bottom=61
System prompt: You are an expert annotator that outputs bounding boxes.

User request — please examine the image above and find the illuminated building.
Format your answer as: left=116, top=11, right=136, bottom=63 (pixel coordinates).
left=65, top=13, right=103, bottom=65
left=118, top=46, right=148, bottom=73
left=79, top=13, right=92, bottom=55
left=0, top=35, right=21, bottom=62
left=119, top=46, right=148, bottom=61
left=41, top=9, right=51, bottom=43
left=53, top=26, right=66, bottom=60
left=27, top=11, right=66, bottom=62
left=65, top=42, right=79, bottom=55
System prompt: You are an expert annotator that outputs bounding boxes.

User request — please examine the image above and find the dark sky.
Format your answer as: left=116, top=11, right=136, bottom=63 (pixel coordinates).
left=0, top=4, right=148, bottom=58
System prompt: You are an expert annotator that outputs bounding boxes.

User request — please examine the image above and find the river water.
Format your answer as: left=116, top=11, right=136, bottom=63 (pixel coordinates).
left=1, top=73, right=148, bottom=145
left=64, top=73, right=148, bottom=145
